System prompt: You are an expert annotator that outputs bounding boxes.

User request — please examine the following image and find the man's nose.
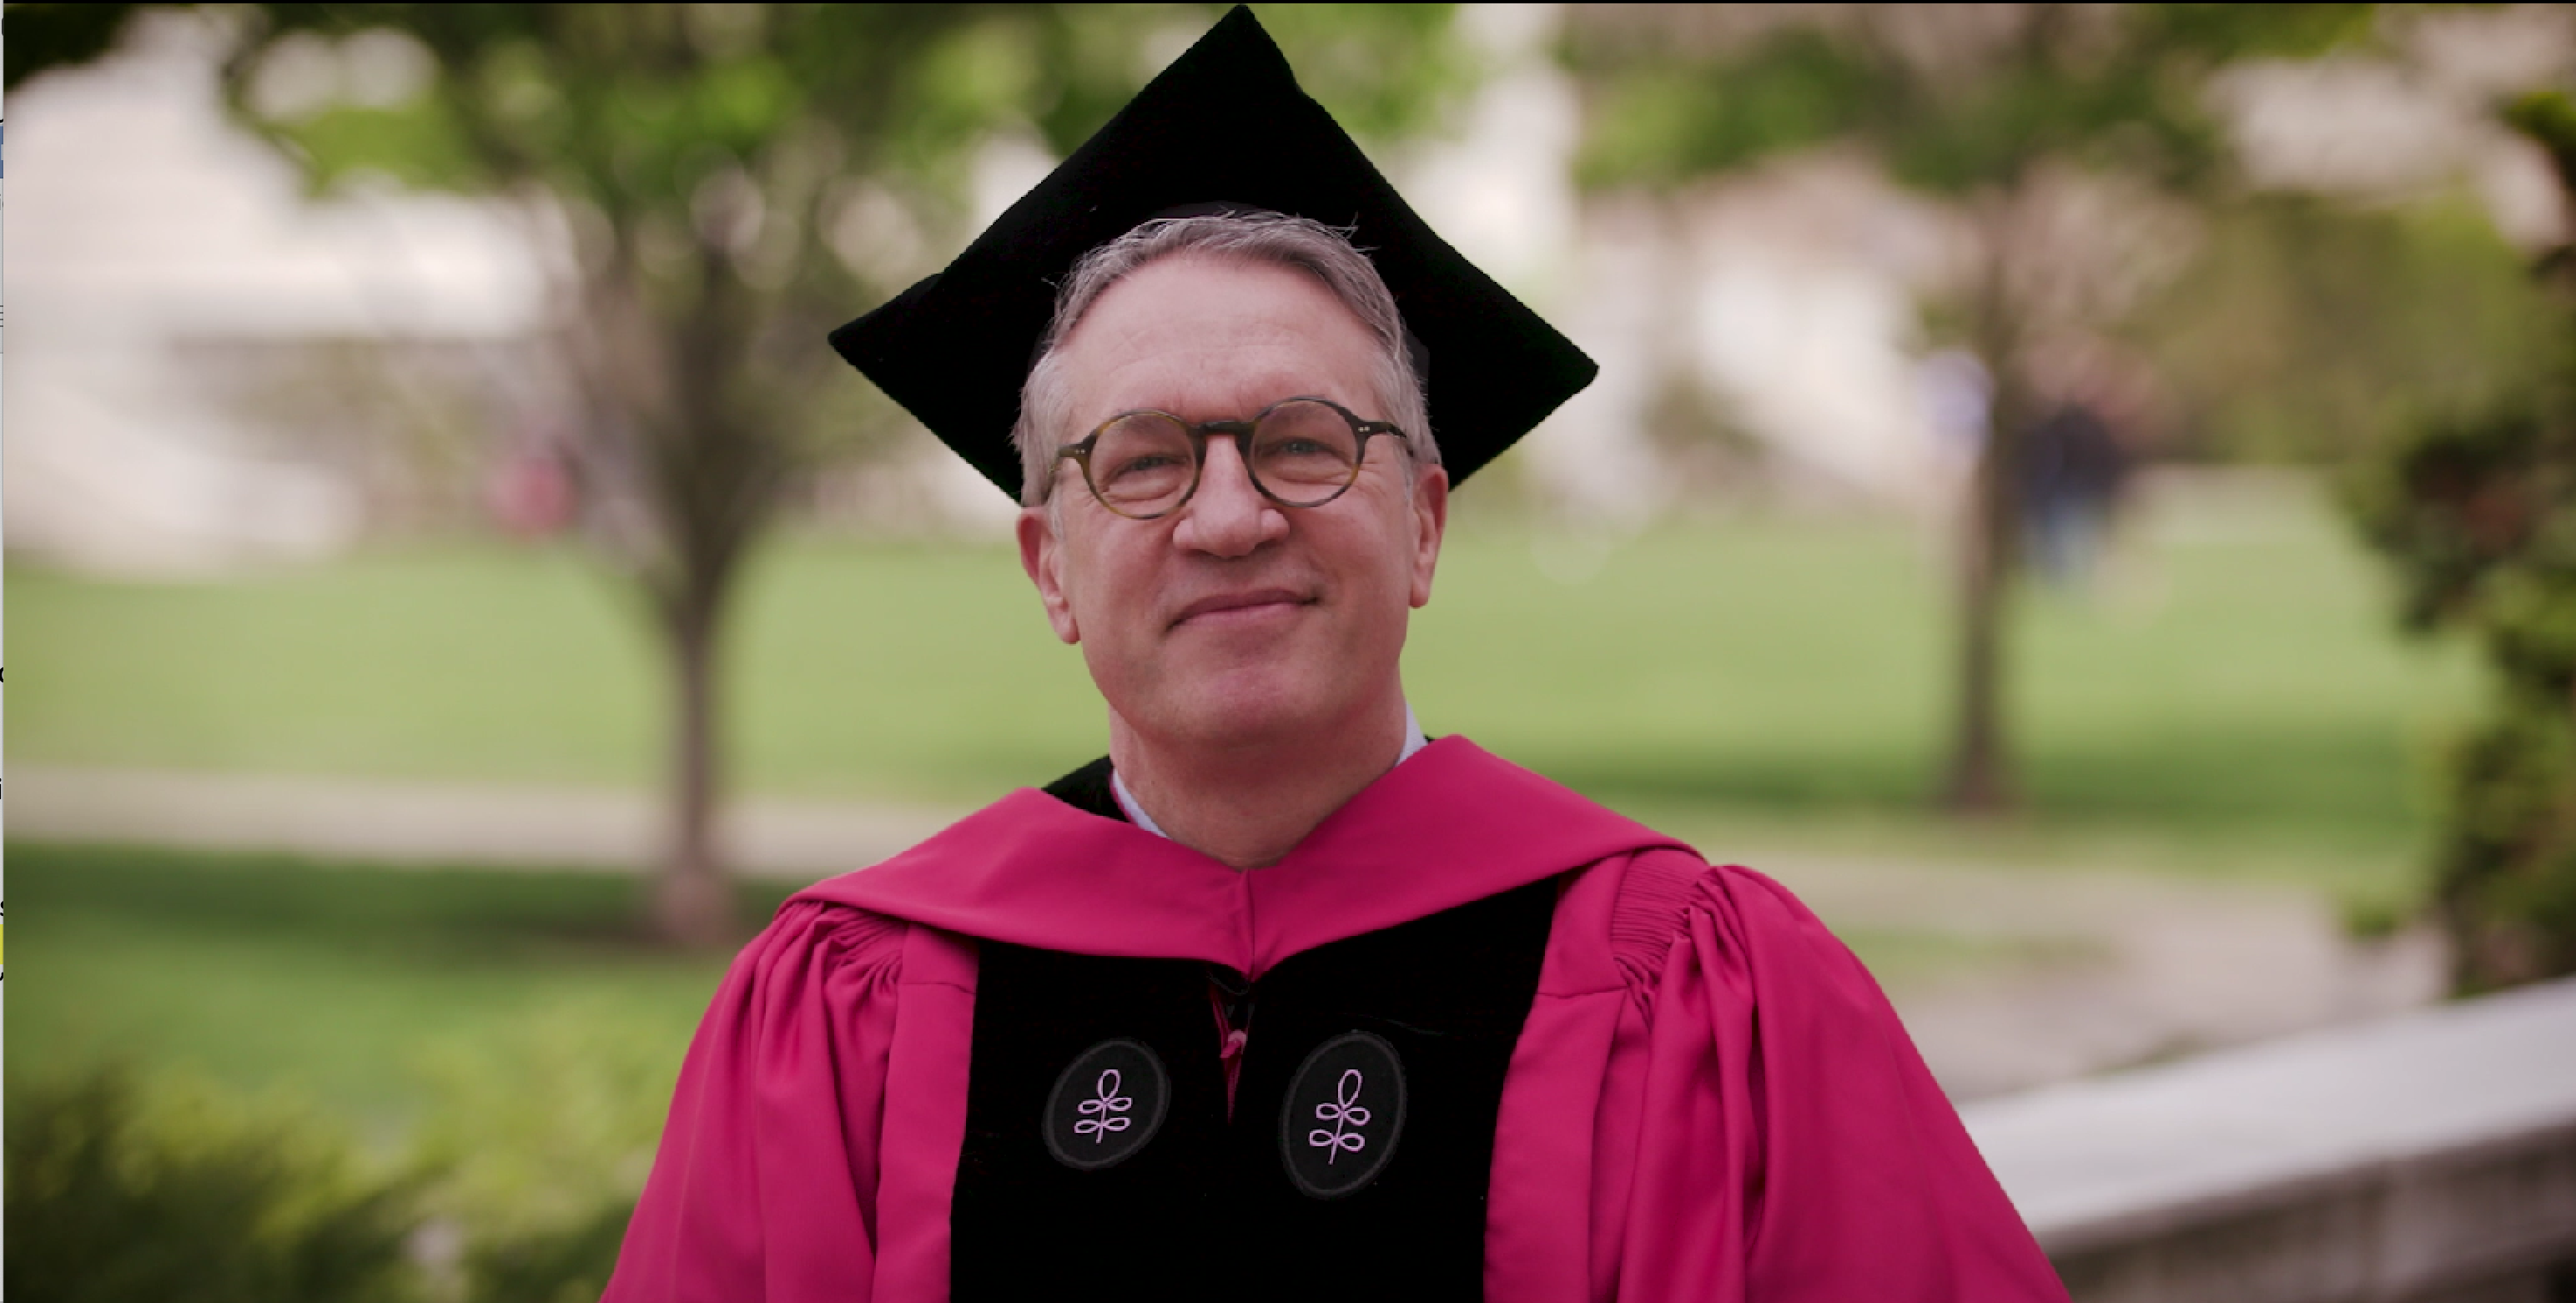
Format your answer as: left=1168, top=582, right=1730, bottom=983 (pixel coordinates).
left=1174, top=435, right=1288, bottom=557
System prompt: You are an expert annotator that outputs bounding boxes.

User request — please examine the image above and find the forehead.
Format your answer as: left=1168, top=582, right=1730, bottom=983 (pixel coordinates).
left=1053, top=254, right=1382, bottom=429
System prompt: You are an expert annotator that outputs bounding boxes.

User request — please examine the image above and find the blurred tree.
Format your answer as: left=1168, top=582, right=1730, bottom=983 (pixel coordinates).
left=1561, top=3, right=2372, bottom=813
left=2347, top=88, right=2576, bottom=993
left=8, top=3, right=1471, bottom=945
left=2131, top=194, right=2562, bottom=465
left=214, top=3, right=1187, bottom=948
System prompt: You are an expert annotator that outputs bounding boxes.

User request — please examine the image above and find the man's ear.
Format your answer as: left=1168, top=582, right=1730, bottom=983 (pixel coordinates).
left=1409, top=464, right=1449, bottom=610
left=1018, top=506, right=1081, bottom=644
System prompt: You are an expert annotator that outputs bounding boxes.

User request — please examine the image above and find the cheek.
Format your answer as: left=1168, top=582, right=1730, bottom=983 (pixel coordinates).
left=1332, top=522, right=1421, bottom=647
left=1062, top=537, right=1151, bottom=647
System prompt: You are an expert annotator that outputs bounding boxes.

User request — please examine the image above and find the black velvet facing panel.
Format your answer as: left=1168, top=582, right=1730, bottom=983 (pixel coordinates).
left=1216, top=878, right=1557, bottom=1298
left=952, top=759, right=1559, bottom=1300
left=951, top=945, right=1230, bottom=1300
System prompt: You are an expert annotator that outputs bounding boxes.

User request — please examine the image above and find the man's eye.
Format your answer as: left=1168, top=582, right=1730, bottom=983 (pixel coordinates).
left=1260, top=439, right=1353, bottom=469
left=1107, top=453, right=1187, bottom=480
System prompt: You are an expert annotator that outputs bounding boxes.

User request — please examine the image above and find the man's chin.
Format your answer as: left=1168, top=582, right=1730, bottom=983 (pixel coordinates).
left=1124, top=677, right=1348, bottom=752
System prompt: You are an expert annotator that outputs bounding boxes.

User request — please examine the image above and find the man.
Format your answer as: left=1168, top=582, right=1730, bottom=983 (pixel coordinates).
left=606, top=9, right=2065, bottom=1301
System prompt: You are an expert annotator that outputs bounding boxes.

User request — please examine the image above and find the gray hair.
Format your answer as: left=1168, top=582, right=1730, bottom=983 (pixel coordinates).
left=1011, top=212, right=1438, bottom=507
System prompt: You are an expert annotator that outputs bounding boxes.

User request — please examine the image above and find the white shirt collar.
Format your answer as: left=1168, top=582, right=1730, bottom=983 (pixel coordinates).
left=1110, top=703, right=1427, bottom=840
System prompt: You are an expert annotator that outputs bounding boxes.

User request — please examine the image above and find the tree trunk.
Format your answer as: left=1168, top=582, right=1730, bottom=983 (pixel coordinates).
left=574, top=229, right=777, bottom=949
left=1941, top=199, right=2027, bottom=816
left=653, top=589, right=734, bottom=947
left=1943, top=409, right=2018, bottom=813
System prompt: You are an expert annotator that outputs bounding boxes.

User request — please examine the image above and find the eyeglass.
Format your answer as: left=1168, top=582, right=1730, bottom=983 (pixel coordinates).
left=1052, top=396, right=1410, bottom=520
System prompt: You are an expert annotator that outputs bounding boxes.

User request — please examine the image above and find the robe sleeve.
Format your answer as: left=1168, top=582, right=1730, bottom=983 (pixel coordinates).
left=1592, top=852, right=2067, bottom=1301
left=605, top=899, right=908, bottom=1303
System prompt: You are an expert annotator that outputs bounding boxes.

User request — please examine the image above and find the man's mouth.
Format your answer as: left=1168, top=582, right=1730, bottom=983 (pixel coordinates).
left=1170, top=588, right=1312, bottom=628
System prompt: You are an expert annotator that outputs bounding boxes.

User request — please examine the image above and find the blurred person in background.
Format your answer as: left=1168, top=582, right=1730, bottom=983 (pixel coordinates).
left=2020, top=398, right=2131, bottom=585
left=606, top=10, right=2064, bottom=1300
left=2020, top=337, right=2157, bottom=589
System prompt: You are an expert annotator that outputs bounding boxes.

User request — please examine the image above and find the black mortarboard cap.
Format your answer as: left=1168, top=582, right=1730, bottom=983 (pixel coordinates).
left=828, top=4, right=1597, bottom=501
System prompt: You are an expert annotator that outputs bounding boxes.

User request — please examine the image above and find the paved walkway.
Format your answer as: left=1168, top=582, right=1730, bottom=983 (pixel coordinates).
left=8, top=765, right=961, bottom=880
left=6, top=765, right=2444, bottom=1100
left=1771, top=858, right=2444, bottom=1099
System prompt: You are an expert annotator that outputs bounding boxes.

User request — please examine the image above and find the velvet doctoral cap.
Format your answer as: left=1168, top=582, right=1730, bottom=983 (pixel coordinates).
left=828, top=5, right=1597, bottom=501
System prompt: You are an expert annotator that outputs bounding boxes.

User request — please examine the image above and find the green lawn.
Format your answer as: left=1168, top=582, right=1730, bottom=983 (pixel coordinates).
left=10, top=489, right=2477, bottom=905
left=8, top=843, right=789, bottom=1138
left=4, top=842, right=2085, bottom=1134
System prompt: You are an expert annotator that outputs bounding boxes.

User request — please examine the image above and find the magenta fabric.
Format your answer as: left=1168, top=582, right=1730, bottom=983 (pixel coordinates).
left=604, top=738, right=2066, bottom=1301
left=1487, top=848, right=2068, bottom=1302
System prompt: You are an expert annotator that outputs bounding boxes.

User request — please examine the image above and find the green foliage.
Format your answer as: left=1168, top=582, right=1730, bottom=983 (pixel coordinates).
left=2436, top=705, right=2576, bottom=989
left=8, top=1069, right=427, bottom=1303
left=415, top=1008, right=684, bottom=1303
left=245, top=6, right=1017, bottom=199
left=2505, top=87, right=2576, bottom=195
left=8, top=845, right=797, bottom=1300
left=2347, top=86, right=2576, bottom=992
left=2350, top=409, right=2576, bottom=641
left=465, top=1203, right=639, bottom=1303
left=3, top=1029, right=682, bottom=1303
left=1569, top=26, right=1875, bottom=189
left=227, top=4, right=1471, bottom=309
left=1562, top=4, right=2374, bottom=196
left=2133, top=197, right=2567, bottom=464
left=1245, top=4, right=1473, bottom=144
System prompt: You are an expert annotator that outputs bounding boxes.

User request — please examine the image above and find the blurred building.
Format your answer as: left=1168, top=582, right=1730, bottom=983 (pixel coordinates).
left=5, top=13, right=552, bottom=575
left=2214, top=6, right=2571, bottom=244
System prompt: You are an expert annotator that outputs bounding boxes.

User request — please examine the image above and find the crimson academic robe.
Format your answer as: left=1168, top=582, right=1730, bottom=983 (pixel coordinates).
left=603, top=737, right=2066, bottom=1301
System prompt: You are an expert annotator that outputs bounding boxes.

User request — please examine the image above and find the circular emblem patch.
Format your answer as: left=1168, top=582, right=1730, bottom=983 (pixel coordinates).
left=1044, top=1039, right=1170, bottom=1170
left=1280, top=1030, right=1406, bottom=1199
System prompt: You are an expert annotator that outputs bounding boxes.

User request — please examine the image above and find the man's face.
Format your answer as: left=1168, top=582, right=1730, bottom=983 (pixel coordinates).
left=1017, top=253, right=1448, bottom=754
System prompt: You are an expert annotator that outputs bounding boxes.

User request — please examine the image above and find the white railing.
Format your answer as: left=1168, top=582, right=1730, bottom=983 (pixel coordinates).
left=1964, top=975, right=2576, bottom=1302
